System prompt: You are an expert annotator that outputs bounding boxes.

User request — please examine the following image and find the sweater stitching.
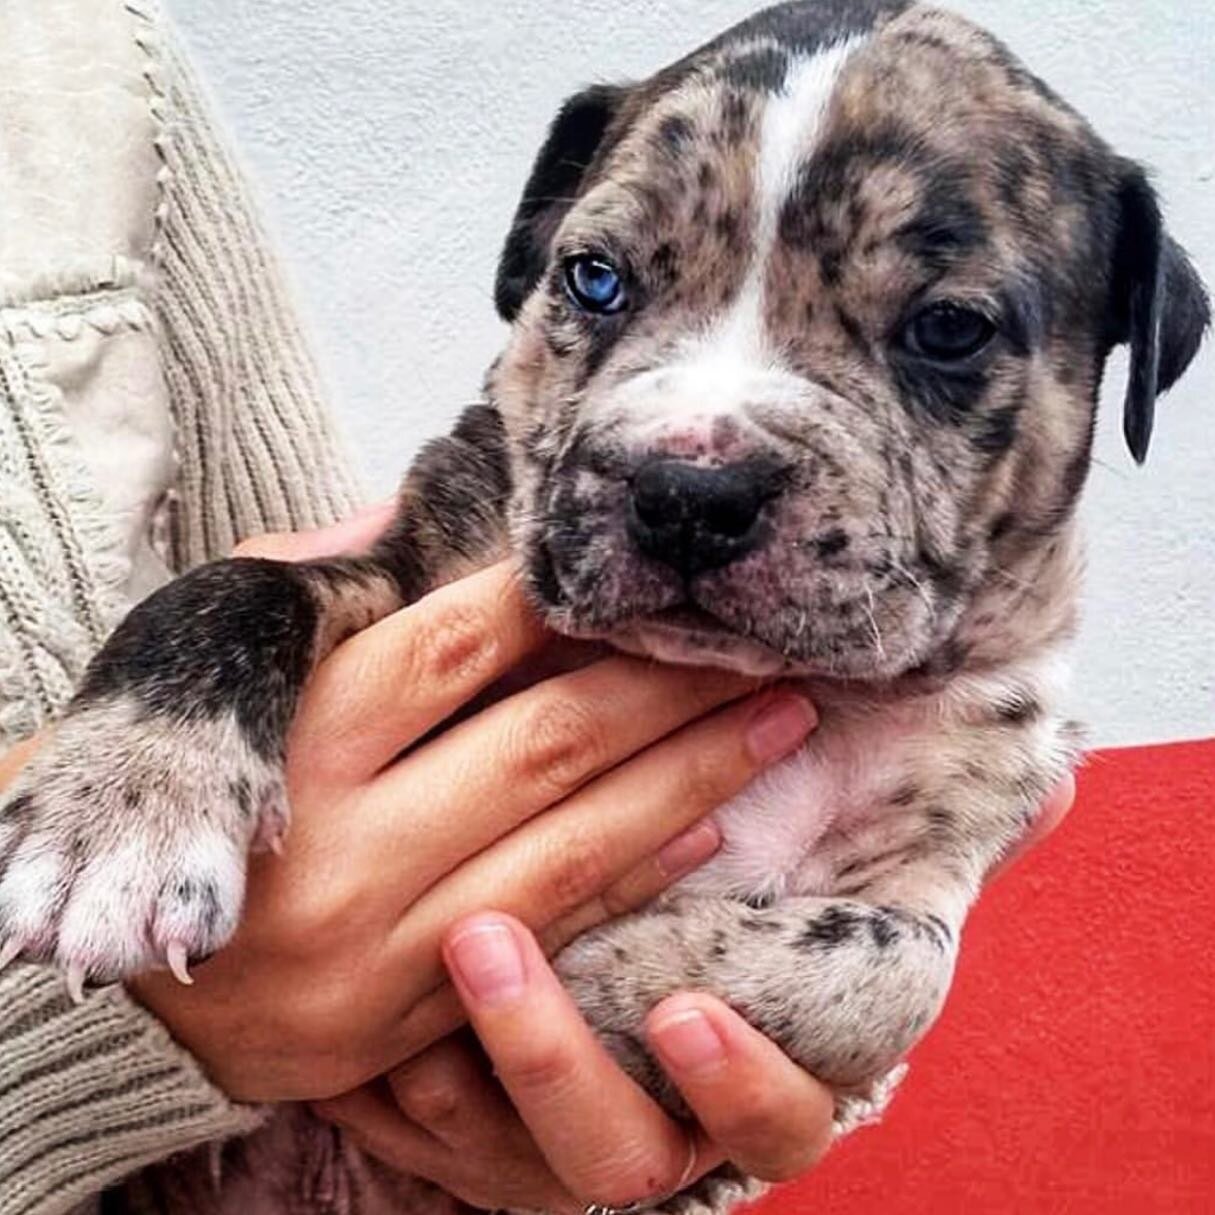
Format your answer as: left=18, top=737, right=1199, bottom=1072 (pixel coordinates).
left=6, top=1102, right=229, bottom=1215
left=122, top=1, right=173, bottom=271
left=0, top=350, right=112, bottom=648
left=0, top=290, right=153, bottom=345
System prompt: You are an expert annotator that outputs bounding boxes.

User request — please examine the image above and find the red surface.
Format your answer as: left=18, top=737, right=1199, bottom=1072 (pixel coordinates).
left=755, top=737, right=1215, bottom=1215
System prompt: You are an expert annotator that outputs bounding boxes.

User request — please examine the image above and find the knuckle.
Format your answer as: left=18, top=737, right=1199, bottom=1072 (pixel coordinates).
left=679, top=746, right=734, bottom=810
left=598, top=877, right=647, bottom=920
left=407, top=602, right=497, bottom=689
left=748, top=1134, right=830, bottom=1183
left=274, top=886, right=357, bottom=947
left=497, top=1039, right=578, bottom=1095
left=717, top=1087, right=790, bottom=1146
left=580, top=1147, right=683, bottom=1209
left=541, top=829, right=612, bottom=912
left=392, top=1071, right=461, bottom=1129
left=513, top=697, right=607, bottom=796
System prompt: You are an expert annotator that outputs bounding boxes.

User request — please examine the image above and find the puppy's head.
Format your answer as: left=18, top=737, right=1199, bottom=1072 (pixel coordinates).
left=489, top=0, right=1208, bottom=679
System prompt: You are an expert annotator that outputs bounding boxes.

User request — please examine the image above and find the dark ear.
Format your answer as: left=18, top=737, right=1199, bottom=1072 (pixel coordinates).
left=494, top=84, right=631, bottom=322
left=1107, top=167, right=1209, bottom=462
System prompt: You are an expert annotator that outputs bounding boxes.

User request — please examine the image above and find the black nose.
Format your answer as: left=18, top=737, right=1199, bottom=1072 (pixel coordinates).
left=627, top=460, right=774, bottom=576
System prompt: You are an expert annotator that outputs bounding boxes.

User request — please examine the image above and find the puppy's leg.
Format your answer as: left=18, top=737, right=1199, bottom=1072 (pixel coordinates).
left=556, top=868, right=962, bottom=1215
left=0, top=405, right=510, bottom=989
left=559, top=712, right=1079, bottom=1213
left=560, top=873, right=963, bottom=1093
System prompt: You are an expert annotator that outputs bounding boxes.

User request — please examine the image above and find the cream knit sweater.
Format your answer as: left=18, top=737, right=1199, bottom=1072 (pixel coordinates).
left=1, top=2, right=363, bottom=1211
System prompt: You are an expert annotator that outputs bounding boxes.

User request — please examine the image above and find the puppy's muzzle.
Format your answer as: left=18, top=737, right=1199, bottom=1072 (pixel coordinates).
left=626, top=458, right=783, bottom=577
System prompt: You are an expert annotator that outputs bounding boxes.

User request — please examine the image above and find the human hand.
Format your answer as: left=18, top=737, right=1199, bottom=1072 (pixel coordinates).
left=313, top=777, right=1077, bottom=1212
left=316, top=913, right=839, bottom=1212
left=126, top=512, right=817, bottom=1103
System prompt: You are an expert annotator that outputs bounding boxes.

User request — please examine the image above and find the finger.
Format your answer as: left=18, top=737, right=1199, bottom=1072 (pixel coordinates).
left=991, top=771, right=1077, bottom=878
left=290, top=561, right=548, bottom=784
left=386, top=821, right=717, bottom=1050
left=386, top=1034, right=528, bottom=1153
left=1029, top=771, right=1076, bottom=846
left=315, top=1079, right=577, bottom=1214
left=647, top=994, right=836, bottom=1183
left=313, top=1084, right=443, bottom=1174
left=379, top=818, right=723, bottom=1062
left=362, top=654, right=756, bottom=878
left=0, top=735, right=42, bottom=790
left=538, top=819, right=723, bottom=956
left=443, top=913, right=704, bottom=1208
left=391, top=691, right=816, bottom=997
left=233, top=501, right=396, bottom=562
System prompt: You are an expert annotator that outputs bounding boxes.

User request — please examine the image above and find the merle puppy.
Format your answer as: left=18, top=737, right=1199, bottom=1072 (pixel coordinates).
left=0, top=1, right=1208, bottom=1211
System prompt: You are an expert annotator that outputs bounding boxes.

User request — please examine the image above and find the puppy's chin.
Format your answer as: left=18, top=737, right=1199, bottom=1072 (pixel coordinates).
left=541, top=602, right=786, bottom=676
left=541, top=600, right=940, bottom=682
left=615, top=614, right=793, bottom=677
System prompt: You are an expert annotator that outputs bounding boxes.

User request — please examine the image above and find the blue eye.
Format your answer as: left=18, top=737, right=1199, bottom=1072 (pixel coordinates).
left=564, top=255, right=627, bottom=314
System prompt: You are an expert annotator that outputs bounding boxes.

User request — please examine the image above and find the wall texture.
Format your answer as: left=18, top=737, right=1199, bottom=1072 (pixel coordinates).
left=170, top=0, right=1214, bottom=749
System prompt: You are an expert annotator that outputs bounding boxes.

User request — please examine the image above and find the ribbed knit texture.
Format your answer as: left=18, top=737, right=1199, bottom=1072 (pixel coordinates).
left=0, top=965, right=266, bottom=1215
left=1, top=1, right=363, bottom=1211
left=145, top=11, right=363, bottom=569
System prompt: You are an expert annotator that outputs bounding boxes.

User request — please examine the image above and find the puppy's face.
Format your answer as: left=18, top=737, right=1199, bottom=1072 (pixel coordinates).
left=489, top=1, right=1207, bottom=679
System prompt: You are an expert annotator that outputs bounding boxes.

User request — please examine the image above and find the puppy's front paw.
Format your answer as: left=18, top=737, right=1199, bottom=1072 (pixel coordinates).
left=0, top=694, right=285, bottom=996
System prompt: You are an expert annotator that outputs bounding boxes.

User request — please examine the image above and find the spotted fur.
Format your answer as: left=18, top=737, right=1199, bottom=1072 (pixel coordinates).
left=0, top=4, right=1207, bottom=1213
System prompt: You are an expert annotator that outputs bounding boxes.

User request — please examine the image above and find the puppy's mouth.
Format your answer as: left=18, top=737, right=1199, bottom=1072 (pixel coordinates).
left=645, top=604, right=730, bottom=633
left=612, top=602, right=793, bottom=677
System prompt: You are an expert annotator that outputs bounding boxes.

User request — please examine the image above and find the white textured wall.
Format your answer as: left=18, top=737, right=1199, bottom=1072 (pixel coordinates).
left=171, top=1, right=1213, bottom=748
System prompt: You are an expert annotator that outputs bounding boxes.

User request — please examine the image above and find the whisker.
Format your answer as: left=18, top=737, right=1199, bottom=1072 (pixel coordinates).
left=862, top=580, right=886, bottom=662
left=888, top=555, right=934, bottom=614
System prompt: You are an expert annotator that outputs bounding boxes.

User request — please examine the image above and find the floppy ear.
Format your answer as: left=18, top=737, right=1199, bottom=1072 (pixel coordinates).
left=494, top=84, right=631, bottom=322
left=1107, top=167, right=1209, bottom=463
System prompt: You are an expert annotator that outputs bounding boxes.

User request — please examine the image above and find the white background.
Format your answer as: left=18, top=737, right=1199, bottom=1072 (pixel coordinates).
left=172, top=0, right=1214, bottom=748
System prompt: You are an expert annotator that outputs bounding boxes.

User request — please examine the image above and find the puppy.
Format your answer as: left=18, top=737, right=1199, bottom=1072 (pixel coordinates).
left=1, top=1, right=1208, bottom=1211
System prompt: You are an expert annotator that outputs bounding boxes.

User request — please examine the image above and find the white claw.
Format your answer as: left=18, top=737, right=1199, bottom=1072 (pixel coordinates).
left=166, top=941, right=194, bottom=986
left=0, top=938, right=23, bottom=972
left=66, top=963, right=87, bottom=1005
left=268, top=832, right=285, bottom=858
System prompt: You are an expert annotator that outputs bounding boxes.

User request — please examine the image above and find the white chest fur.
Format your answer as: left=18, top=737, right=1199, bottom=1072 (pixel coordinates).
left=675, top=649, right=1072, bottom=906
left=677, top=693, right=924, bottom=904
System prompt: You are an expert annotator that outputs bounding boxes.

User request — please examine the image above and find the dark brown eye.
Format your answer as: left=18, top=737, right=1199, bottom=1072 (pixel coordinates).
left=905, top=302, right=996, bottom=361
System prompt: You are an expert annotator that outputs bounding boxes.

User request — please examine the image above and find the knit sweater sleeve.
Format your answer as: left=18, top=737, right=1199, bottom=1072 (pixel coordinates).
left=0, top=965, right=266, bottom=1215
left=144, top=4, right=365, bottom=568
left=1, top=3, right=365, bottom=1212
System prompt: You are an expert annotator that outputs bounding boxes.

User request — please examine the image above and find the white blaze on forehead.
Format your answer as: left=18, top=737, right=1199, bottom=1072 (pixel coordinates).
left=718, top=35, right=868, bottom=362
left=603, top=36, right=868, bottom=441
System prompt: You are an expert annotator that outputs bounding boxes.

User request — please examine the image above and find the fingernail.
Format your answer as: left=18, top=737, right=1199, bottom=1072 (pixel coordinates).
left=447, top=919, right=526, bottom=1007
left=650, top=1008, right=727, bottom=1076
left=746, top=694, right=817, bottom=763
left=657, top=821, right=722, bottom=878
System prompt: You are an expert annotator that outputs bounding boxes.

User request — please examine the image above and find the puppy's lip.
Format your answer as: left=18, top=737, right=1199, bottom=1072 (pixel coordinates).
left=640, top=603, right=789, bottom=661
left=626, top=607, right=792, bottom=677
left=644, top=604, right=730, bottom=634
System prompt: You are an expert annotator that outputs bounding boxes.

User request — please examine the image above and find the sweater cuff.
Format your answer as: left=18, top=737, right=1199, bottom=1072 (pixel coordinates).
left=0, top=962, right=265, bottom=1215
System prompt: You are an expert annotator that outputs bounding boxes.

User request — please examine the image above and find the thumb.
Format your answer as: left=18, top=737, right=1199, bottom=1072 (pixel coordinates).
left=233, top=500, right=396, bottom=563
